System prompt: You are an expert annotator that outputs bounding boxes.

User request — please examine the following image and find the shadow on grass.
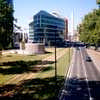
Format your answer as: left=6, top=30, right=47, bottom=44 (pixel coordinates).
left=45, top=51, right=52, bottom=54
left=41, top=66, right=54, bottom=72
left=0, top=60, right=55, bottom=74
left=6, top=55, right=13, bottom=57
left=0, top=76, right=64, bottom=100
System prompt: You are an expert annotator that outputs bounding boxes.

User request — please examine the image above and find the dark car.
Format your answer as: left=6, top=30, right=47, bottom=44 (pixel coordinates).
left=86, top=56, right=92, bottom=62
left=76, top=47, right=80, bottom=50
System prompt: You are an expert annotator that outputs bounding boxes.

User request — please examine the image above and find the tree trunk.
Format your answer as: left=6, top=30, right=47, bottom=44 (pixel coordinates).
left=0, top=50, right=2, bottom=57
left=95, top=44, right=98, bottom=50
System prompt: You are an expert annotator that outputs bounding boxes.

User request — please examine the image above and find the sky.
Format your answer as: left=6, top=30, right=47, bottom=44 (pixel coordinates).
left=14, top=0, right=98, bottom=33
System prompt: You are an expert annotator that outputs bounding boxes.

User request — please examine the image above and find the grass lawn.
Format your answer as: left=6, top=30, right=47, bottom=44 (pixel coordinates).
left=25, top=48, right=73, bottom=99
left=0, top=48, right=73, bottom=100
left=0, top=48, right=63, bottom=62
left=36, top=48, right=73, bottom=78
left=0, top=48, right=66, bottom=84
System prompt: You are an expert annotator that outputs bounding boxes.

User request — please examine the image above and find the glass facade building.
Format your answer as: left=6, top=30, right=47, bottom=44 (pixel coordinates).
left=29, top=10, right=66, bottom=46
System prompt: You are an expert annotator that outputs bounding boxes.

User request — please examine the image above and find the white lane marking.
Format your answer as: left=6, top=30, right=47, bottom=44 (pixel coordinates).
left=69, top=55, right=74, bottom=78
left=67, top=48, right=75, bottom=79
left=59, top=48, right=75, bottom=100
left=64, top=48, right=73, bottom=79
left=77, top=51, right=80, bottom=78
left=80, top=47, right=93, bottom=100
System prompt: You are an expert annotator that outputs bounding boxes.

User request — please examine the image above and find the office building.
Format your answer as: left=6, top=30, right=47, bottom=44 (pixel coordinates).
left=29, top=10, right=67, bottom=46
left=13, top=32, right=28, bottom=48
left=29, top=21, right=34, bottom=42
left=64, top=18, right=68, bottom=40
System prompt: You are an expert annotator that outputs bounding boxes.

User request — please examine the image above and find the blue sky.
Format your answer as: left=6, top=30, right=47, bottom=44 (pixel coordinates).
left=14, top=0, right=98, bottom=33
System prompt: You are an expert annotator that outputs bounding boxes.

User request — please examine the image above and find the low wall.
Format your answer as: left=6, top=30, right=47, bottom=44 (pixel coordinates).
left=25, top=43, right=45, bottom=54
left=2, top=43, right=45, bottom=55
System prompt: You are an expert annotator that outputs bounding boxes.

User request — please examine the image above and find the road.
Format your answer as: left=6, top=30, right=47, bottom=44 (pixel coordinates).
left=59, top=47, right=100, bottom=100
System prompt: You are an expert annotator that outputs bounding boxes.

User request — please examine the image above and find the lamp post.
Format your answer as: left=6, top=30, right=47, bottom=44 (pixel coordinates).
left=55, top=31, right=57, bottom=81
left=54, top=29, right=58, bottom=97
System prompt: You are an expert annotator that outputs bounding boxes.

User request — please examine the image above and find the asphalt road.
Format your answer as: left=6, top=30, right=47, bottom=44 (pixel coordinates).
left=59, top=47, right=100, bottom=100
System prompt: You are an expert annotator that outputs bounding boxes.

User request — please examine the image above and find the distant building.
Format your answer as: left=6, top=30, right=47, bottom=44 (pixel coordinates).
left=13, top=32, right=28, bottom=48
left=64, top=18, right=68, bottom=40
left=29, top=21, right=34, bottom=42
left=13, top=32, right=22, bottom=48
left=29, top=10, right=68, bottom=46
left=13, top=24, right=28, bottom=48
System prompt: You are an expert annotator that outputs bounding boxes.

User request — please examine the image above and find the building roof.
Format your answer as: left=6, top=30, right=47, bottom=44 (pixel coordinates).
left=34, top=10, right=64, bottom=20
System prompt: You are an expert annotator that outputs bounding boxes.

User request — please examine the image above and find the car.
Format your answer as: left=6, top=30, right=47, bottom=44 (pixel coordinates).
left=76, top=47, right=80, bottom=50
left=86, top=56, right=92, bottom=62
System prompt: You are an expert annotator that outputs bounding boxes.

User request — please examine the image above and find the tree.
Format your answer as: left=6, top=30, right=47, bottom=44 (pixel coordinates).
left=0, top=0, right=14, bottom=50
left=96, top=0, right=100, bottom=4
left=78, top=9, right=100, bottom=49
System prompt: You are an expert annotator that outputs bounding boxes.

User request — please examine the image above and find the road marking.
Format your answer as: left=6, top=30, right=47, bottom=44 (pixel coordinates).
left=80, top=47, right=93, bottom=100
left=69, top=56, right=74, bottom=78
left=63, top=48, right=75, bottom=89
left=66, top=48, right=75, bottom=79
left=77, top=50, right=80, bottom=78
left=59, top=48, right=75, bottom=100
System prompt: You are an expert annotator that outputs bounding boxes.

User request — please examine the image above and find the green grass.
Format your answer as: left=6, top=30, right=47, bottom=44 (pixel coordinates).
left=32, top=48, right=73, bottom=99
left=36, top=48, right=73, bottom=78
left=0, top=74, right=16, bottom=84
left=57, top=48, right=73, bottom=76
left=0, top=48, right=66, bottom=84
left=21, top=48, right=73, bottom=100
left=0, top=48, right=63, bottom=63
left=0, top=48, right=54, bottom=84
left=0, top=48, right=73, bottom=100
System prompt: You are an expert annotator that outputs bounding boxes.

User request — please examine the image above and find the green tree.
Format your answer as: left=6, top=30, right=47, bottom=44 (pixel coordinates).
left=96, top=0, right=100, bottom=5
left=78, top=9, right=100, bottom=49
left=0, top=0, right=14, bottom=50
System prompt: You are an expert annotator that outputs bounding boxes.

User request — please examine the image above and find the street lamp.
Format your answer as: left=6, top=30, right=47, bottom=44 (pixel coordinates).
left=54, top=28, right=58, bottom=97
left=55, top=31, right=57, bottom=81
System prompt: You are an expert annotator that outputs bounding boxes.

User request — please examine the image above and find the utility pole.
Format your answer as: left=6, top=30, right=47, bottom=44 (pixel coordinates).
left=55, top=30, right=57, bottom=97
left=55, top=31, right=57, bottom=82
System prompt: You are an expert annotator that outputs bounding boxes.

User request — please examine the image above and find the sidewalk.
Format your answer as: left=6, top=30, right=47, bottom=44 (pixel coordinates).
left=87, top=49, right=100, bottom=72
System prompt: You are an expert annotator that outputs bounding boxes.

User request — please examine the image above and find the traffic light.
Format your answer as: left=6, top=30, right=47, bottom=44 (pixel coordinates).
left=97, top=0, right=100, bottom=4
